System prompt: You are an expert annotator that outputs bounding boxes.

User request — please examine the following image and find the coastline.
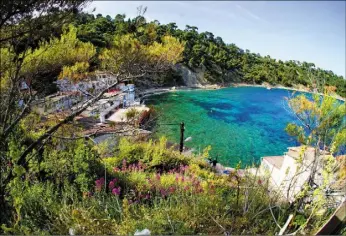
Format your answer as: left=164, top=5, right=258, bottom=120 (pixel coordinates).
left=138, top=83, right=345, bottom=102
left=232, top=83, right=345, bottom=101
left=138, top=82, right=344, bottom=170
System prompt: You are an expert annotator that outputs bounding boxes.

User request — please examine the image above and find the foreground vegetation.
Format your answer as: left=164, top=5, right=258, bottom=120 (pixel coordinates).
left=1, top=133, right=337, bottom=234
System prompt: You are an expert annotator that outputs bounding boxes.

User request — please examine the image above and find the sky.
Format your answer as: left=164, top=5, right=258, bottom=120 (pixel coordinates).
left=85, top=1, right=346, bottom=78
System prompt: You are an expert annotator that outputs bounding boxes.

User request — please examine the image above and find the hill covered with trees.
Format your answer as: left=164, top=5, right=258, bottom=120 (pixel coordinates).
left=71, top=11, right=346, bottom=97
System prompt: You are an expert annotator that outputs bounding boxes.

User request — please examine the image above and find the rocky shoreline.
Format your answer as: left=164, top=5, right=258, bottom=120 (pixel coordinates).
left=173, top=64, right=345, bottom=101
left=231, top=82, right=345, bottom=101
left=137, top=83, right=345, bottom=102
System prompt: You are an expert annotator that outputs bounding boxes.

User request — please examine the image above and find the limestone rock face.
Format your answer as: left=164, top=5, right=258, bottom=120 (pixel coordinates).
left=174, top=64, right=208, bottom=88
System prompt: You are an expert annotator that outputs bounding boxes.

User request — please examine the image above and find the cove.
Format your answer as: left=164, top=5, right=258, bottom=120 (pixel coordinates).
left=145, top=86, right=302, bottom=167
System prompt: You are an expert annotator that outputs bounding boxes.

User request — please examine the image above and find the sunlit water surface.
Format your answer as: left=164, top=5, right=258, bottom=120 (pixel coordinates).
left=145, top=87, right=304, bottom=167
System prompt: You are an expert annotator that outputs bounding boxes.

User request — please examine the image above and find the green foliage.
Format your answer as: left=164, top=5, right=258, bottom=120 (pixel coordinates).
left=89, top=138, right=291, bottom=235
left=125, top=107, right=140, bottom=121
left=2, top=133, right=336, bottom=235
left=41, top=138, right=100, bottom=192
left=286, top=93, right=345, bottom=154
left=72, top=12, right=346, bottom=97
left=99, top=33, right=184, bottom=78
left=105, top=137, right=192, bottom=171
left=0, top=24, right=96, bottom=96
left=284, top=93, right=345, bottom=233
left=293, top=214, right=306, bottom=227
left=1, top=123, right=103, bottom=232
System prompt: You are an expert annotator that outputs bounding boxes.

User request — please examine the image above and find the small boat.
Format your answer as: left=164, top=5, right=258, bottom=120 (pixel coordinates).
left=267, top=87, right=271, bottom=90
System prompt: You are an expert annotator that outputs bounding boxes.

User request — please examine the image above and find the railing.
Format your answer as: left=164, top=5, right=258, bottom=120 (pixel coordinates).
left=316, top=199, right=346, bottom=235
left=99, top=101, right=121, bottom=123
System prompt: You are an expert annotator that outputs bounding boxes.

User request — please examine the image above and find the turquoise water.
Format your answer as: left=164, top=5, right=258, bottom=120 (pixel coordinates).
left=145, top=87, right=301, bottom=167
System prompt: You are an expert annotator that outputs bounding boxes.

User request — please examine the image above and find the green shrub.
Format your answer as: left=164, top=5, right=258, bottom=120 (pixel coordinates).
left=2, top=135, right=331, bottom=235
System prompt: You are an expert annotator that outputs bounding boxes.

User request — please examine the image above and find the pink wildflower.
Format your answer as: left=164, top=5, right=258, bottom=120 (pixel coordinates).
left=112, top=187, right=121, bottom=196
left=109, top=181, right=115, bottom=190
left=169, top=186, right=175, bottom=193
left=95, top=179, right=103, bottom=192
left=108, top=178, right=117, bottom=190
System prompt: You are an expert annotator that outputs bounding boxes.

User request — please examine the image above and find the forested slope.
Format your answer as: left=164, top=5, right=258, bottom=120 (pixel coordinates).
left=72, top=12, right=346, bottom=97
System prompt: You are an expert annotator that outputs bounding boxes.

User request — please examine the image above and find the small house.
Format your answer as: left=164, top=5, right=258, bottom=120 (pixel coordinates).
left=259, top=146, right=331, bottom=202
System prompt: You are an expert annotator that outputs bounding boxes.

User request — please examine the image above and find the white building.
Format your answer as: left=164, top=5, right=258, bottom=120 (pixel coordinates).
left=122, top=84, right=136, bottom=107
left=40, top=72, right=119, bottom=115
left=55, top=72, right=118, bottom=96
left=259, top=146, right=331, bottom=202
left=45, top=72, right=140, bottom=122
left=33, top=92, right=83, bottom=114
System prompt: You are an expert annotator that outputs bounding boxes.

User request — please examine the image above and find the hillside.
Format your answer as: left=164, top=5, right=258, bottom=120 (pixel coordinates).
left=70, top=12, right=346, bottom=97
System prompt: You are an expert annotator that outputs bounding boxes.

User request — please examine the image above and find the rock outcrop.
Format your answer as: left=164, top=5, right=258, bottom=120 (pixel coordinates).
left=174, top=64, right=209, bottom=88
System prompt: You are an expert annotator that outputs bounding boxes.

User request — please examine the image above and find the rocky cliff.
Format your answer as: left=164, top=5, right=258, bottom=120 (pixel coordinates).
left=174, top=64, right=209, bottom=88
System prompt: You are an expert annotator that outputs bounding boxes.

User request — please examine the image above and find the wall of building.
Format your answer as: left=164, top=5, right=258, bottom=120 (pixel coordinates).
left=260, top=159, right=282, bottom=188
left=278, top=151, right=319, bottom=202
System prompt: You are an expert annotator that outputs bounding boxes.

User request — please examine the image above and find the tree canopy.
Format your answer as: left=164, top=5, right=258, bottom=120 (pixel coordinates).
left=99, top=34, right=184, bottom=77
left=286, top=92, right=345, bottom=155
left=71, top=12, right=346, bottom=97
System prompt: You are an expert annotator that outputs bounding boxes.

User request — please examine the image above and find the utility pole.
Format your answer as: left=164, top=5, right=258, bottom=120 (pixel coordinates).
left=179, top=122, right=185, bottom=153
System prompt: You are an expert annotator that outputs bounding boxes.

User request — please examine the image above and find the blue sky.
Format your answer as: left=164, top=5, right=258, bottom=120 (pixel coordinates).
left=85, top=1, right=346, bottom=78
